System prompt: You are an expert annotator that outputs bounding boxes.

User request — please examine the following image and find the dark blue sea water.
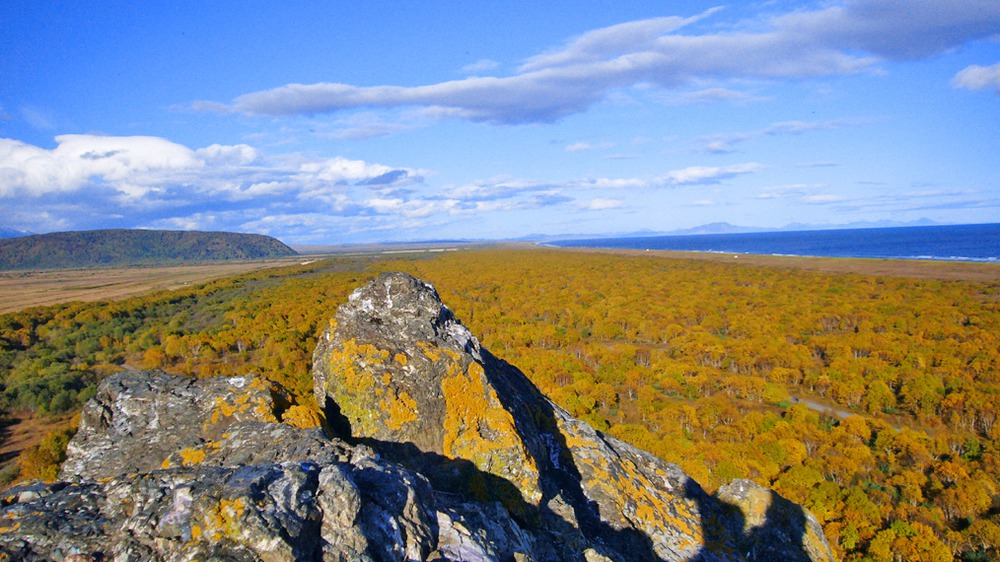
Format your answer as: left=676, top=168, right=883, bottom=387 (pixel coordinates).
left=548, top=223, right=1000, bottom=262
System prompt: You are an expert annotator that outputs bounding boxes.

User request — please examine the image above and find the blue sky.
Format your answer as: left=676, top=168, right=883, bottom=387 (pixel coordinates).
left=2, top=1, right=999, bottom=244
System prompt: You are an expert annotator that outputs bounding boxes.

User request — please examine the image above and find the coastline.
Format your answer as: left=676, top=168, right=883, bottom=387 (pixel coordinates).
left=550, top=245, right=1000, bottom=283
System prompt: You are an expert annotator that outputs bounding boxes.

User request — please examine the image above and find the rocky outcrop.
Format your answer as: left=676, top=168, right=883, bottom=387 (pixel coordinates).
left=0, top=272, right=834, bottom=561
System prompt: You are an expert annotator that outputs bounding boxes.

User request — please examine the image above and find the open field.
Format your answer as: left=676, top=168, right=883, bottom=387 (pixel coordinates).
left=0, top=413, right=73, bottom=466
left=0, top=258, right=310, bottom=314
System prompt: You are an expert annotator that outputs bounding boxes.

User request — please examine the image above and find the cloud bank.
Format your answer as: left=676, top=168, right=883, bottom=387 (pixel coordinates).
left=0, top=135, right=420, bottom=240
left=0, top=135, right=770, bottom=242
left=200, top=1, right=1000, bottom=125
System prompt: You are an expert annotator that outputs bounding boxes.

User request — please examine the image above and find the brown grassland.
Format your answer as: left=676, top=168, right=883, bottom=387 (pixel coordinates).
left=0, top=257, right=311, bottom=314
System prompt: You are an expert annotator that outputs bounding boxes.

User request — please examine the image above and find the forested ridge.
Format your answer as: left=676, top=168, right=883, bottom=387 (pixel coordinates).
left=0, top=229, right=297, bottom=270
left=2, top=247, right=999, bottom=560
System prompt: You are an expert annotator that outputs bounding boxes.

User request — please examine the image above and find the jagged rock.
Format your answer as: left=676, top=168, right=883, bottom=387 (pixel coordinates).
left=2, top=272, right=834, bottom=561
left=312, top=272, right=546, bottom=504
left=60, top=370, right=319, bottom=480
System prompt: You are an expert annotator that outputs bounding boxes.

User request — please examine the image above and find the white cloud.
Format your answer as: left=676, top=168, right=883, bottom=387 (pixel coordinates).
left=772, top=0, right=1000, bottom=60
left=580, top=198, right=623, bottom=210
left=323, top=111, right=426, bottom=140
left=803, top=194, right=844, bottom=203
left=0, top=135, right=420, bottom=203
left=952, top=62, right=1000, bottom=92
left=576, top=177, right=650, bottom=190
left=202, top=3, right=1000, bottom=125
left=196, top=143, right=259, bottom=165
left=0, top=135, right=202, bottom=197
left=704, top=141, right=734, bottom=154
left=565, top=141, right=614, bottom=152
left=152, top=213, right=218, bottom=231
left=0, top=135, right=421, bottom=235
left=518, top=13, right=717, bottom=72
left=298, top=156, right=397, bottom=184
left=660, top=163, right=764, bottom=185
left=462, top=59, right=500, bottom=74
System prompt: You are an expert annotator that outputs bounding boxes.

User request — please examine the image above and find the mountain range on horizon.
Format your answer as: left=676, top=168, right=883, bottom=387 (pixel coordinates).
left=520, top=218, right=944, bottom=243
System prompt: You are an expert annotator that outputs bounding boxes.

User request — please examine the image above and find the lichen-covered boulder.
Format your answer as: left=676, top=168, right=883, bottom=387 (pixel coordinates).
left=313, top=272, right=546, bottom=503
left=61, top=370, right=304, bottom=480
left=1, top=458, right=439, bottom=561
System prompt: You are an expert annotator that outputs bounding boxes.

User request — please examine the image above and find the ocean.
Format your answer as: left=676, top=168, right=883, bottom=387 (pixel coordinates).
left=547, top=223, right=1000, bottom=262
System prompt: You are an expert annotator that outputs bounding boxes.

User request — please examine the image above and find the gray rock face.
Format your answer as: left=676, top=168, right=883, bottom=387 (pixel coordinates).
left=1, top=272, right=834, bottom=561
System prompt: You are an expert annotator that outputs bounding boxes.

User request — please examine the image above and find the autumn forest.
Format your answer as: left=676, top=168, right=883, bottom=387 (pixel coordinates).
left=2, top=247, right=999, bottom=561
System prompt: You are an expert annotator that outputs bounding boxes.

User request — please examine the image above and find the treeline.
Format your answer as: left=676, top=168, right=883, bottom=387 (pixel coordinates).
left=0, top=229, right=297, bottom=270
left=2, top=247, right=999, bottom=560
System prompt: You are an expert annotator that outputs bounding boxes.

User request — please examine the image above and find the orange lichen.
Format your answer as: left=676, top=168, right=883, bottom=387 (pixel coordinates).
left=324, top=338, right=392, bottom=433
left=394, top=352, right=408, bottom=366
left=281, top=404, right=324, bottom=429
left=203, top=497, right=247, bottom=541
left=441, top=360, right=541, bottom=503
left=179, top=447, right=207, bottom=466
left=556, top=415, right=704, bottom=545
left=163, top=441, right=220, bottom=468
left=382, top=389, right=419, bottom=430
left=207, top=376, right=280, bottom=426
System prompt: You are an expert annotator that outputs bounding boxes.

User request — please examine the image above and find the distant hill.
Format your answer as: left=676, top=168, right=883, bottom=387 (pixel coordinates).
left=0, top=229, right=297, bottom=270
left=0, top=228, right=31, bottom=239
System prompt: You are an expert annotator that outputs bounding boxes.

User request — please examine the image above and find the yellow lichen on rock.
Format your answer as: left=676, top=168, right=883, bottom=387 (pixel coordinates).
left=324, top=338, right=392, bottom=433
left=326, top=339, right=389, bottom=394
left=555, top=414, right=706, bottom=550
left=441, top=361, right=541, bottom=503
left=162, top=440, right=221, bottom=468
left=382, top=389, right=419, bottom=431
left=206, top=376, right=280, bottom=427
left=202, top=497, right=247, bottom=541
left=247, top=376, right=280, bottom=421
left=281, top=404, right=324, bottom=429
left=179, top=447, right=207, bottom=467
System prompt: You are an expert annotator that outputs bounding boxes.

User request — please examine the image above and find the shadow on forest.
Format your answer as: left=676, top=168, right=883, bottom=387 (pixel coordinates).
left=684, top=478, right=814, bottom=561
left=323, top=349, right=817, bottom=561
